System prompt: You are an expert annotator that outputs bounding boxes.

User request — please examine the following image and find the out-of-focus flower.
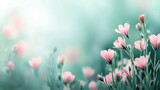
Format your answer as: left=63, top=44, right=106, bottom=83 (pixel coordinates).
left=115, top=23, right=130, bottom=37
left=134, top=39, right=147, bottom=51
left=8, top=61, right=14, bottom=70
left=62, top=71, right=75, bottom=83
left=104, top=73, right=114, bottom=84
left=139, top=14, right=145, bottom=23
left=134, top=55, right=149, bottom=69
left=3, top=25, right=16, bottom=38
left=12, top=42, right=28, bottom=57
left=57, top=55, right=66, bottom=65
left=88, top=81, right=97, bottom=90
left=100, top=49, right=116, bottom=64
left=135, top=23, right=143, bottom=30
left=114, top=68, right=122, bottom=79
left=97, top=74, right=104, bottom=82
left=29, top=57, right=42, bottom=69
left=113, top=37, right=126, bottom=49
left=117, top=58, right=128, bottom=66
left=149, top=34, right=160, bottom=49
left=123, top=60, right=133, bottom=76
left=80, top=80, right=86, bottom=87
left=65, top=48, right=78, bottom=63
left=121, top=73, right=127, bottom=82
left=82, top=67, right=95, bottom=78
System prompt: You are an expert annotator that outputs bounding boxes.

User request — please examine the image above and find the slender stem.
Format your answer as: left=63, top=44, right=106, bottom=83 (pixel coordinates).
left=142, top=22, right=148, bottom=55
left=120, top=50, right=124, bottom=66
left=153, top=49, right=157, bottom=77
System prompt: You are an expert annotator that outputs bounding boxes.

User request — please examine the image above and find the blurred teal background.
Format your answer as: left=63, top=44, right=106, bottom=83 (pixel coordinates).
left=0, top=0, right=160, bottom=89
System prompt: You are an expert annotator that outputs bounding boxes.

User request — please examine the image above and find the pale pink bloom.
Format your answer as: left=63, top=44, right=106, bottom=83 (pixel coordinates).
left=115, top=23, right=130, bottom=36
left=149, top=34, right=160, bottom=49
left=12, top=42, right=28, bottom=57
left=29, top=57, right=42, bottom=69
left=134, top=55, right=149, bottom=69
left=57, top=55, right=66, bottom=64
left=82, top=67, right=95, bottom=78
left=113, top=37, right=126, bottom=49
left=114, top=68, right=122, bottom=79
left=8, top=61, right=14, bottom=70
left=135, top=23, right=143, bottom=30
left=104, top=73, right=114, bottom=84
left=100, top=49, right=116, bottom=64
left=80, top=80, right=86, bottom=87
left=3, top=25, right=16, bottom=38
left=121, top=73, right=127, bottom=82
left=65, top=48, right=78, bottom=62
left=139, top=14, right=145, bottom=23
left=97, top=74, right=103, bottom=79
left=62, top=71, right=75, bottom=83
left=123, top=60, right=133, bottom=76
left=10, top=18, right=23, bottom=30
left=88, top=81, right=97, bottom=90
left=134, top=39, right=147, bottom=51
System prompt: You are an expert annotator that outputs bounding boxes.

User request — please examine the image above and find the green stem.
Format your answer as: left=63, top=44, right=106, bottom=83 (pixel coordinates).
left=142, top=22, right=148, bottom=55
left=153, top=49, right=156, bottom=78
left=120, top=50, right=124, bottom=66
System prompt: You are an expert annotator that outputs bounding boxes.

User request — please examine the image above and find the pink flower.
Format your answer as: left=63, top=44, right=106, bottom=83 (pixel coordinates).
left=113, top=37, right=126, bottom=49
left=12, top=42, right=28, bottom=57
left=139, top=14, right=145, bottom=23
left=115, top=23, right=130, bottom=37
left=134, top=39, right=147, bottom=51
left=88, top=81, right=97, bottom=90
left=57, top=55, right=66, bottom=64
left=82, top=67, right=95, bottom=78
left=100, top=49, right=116, bottom=64
left=65, top=48, right=78, bottom=62
left=135, top=23, right=142, bottom=30
left=104, top=73, right=114, bottom=84
left=114, top=68, right=122, bottom=79
left=123, top=60, right=133, bottom=76
left=8, top=61, right=14, bottom=70
left=3, top=25, right=16, bottom=38
left=121, top=73, right=127, bottom=82
left=62, top=71, right=75, bottom=83
left=149, top=34, right=160, bottom=49
left=29, top=57, right=42, bottom=69
left=134, top=55, right=149, bottom=69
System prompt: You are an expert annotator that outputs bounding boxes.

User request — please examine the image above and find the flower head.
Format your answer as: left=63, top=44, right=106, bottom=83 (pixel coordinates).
left=113, top=37, right=126, bottom=49
left=8, top=61, right=14, bottom=70
left=104, top=73, right=114, bottom=84
left=29, top=57, right=42, bottom=69
left=115, top=23, right=130, bottom=37
left=88, top=81, right=97, bottom=90
left=114, top=68, right=122, bottom=79
left=123, top=60, right=133, bottom=76
left=62, top=71, right=75, bottom=83
left=134, top=55, right=149, bottom=69
left=139, top=14, right=145, bottom=23
left=149, top=34, right=160, bottom=49
left=134, top=39, right=147, bottom=51
left=12, top=42, right=28, bottom=57
left=100, top=49, right=116, bottom=64
left=57, top=55, right=66, bottom=65
left=82, top=67, right=95, bottom=78
left=135, top=23, right=143, bottom=30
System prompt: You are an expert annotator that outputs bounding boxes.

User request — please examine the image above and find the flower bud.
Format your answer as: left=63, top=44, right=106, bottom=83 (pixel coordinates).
left=139, top=14, right=145, bottom=23
left=135, top=23, right=142, bottom=30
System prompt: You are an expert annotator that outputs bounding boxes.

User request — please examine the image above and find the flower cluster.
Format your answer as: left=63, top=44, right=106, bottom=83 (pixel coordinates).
left=98, top=14, right=160, bottom=89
